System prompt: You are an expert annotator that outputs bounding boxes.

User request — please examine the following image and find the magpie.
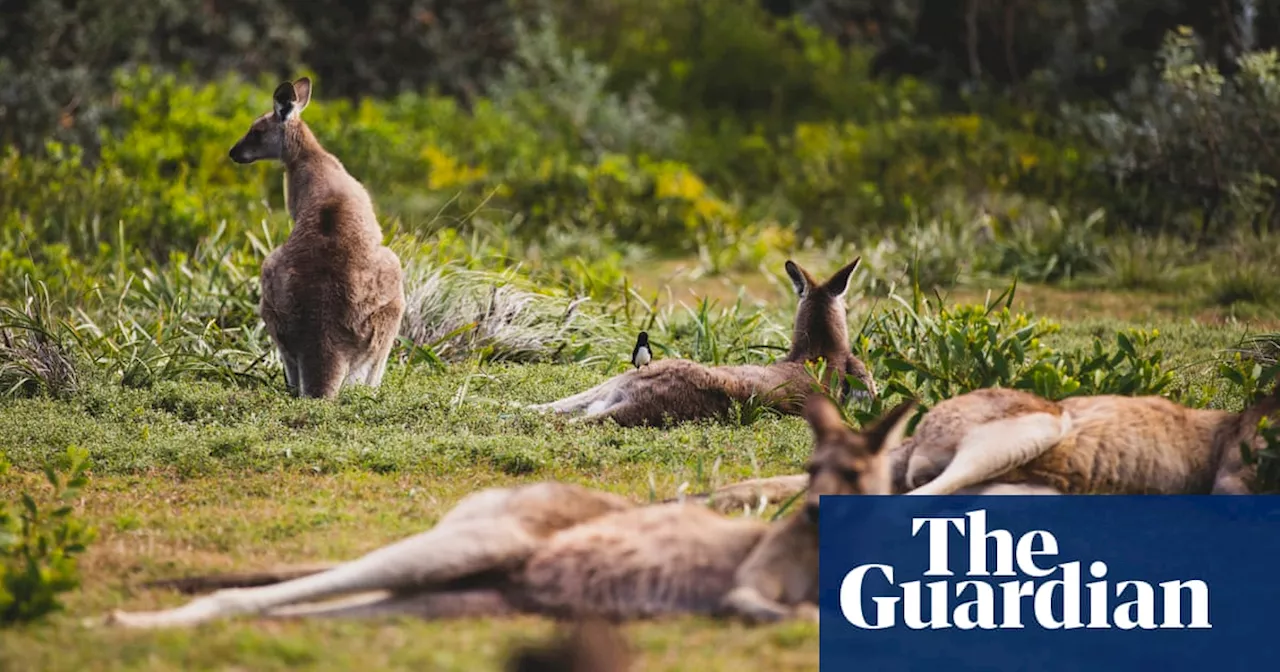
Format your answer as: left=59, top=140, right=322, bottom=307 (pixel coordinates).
left=631, top=331, right=652, bottom=369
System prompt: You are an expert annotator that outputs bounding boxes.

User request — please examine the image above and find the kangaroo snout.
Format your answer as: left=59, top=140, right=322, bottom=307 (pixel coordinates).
left=228, top=145, right=250, bottom=164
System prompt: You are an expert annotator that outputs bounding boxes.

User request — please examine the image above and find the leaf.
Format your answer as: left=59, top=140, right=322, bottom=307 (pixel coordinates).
left=19, top=495, right=37, bottom=519
left=1116, top=331, right=1136, bottom=358
left=41, top=465, right=59, bottom=491
left=884, top=358, right=915, bottom=373
left=993, top=350, right=1010, bottom=382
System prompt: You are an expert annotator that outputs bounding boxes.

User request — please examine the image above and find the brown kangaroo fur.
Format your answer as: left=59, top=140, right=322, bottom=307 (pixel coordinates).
left=102, top=396, right=917, bottom=629
left=891, top=382, right=1280, bottom=496
left=529, top=258, right=875, bottom=427
left=230, top=77, right=405, bottom=399
left=505, top=621, right=632, bottom=672
left=701, top=379, right=1280, bottom=510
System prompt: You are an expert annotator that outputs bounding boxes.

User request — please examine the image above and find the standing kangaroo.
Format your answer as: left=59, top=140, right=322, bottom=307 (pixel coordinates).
left=102, top=396, right=918, bottom=629
left=701, top=379, right=1280, bottom=510
left=530, top=258, right=876, bottom=426
left=230, top=77, right=405, bottom=399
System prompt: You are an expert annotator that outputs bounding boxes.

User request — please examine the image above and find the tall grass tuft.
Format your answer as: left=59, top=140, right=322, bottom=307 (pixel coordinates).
left=0, top=282, right=80, bottom=399
left=398, top=259, right=624, bottom=365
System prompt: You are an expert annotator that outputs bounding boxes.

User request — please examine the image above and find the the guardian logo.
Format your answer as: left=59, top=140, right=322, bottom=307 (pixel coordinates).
left=839, top=509, right=1211, bottom=631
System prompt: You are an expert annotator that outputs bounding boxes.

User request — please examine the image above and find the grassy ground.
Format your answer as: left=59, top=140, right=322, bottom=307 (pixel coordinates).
left=0, top=273, right=1270, bottom=671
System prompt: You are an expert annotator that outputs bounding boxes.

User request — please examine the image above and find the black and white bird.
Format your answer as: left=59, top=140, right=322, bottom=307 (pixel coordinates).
left=630, top=331, right=652, bottom=369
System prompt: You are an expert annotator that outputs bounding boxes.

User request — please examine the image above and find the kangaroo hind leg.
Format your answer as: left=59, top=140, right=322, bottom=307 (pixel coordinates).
left=265, top=586, right=516, bottom=621
left=907, top=412, right=1068, bottom=496
left=529, top=376, right=625, bottom=414
left=106, top=515, right=538, bottom=629
left=349, top=299, right=403, bottom=388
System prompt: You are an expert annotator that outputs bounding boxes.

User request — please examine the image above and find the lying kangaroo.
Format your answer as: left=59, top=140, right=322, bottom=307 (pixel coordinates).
left=704, top=379, right=1280, bottom=509
left=230, top=77, right=405, bottom=398
left=894, top=382, right=1279, bottom=496
left=530, top=258, right=876, bottom=426
left=103, top=396, right=918, bottom=629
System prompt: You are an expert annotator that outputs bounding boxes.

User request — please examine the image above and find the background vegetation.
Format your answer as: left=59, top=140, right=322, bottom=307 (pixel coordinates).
left=2, top=0, right=1279, bottom=669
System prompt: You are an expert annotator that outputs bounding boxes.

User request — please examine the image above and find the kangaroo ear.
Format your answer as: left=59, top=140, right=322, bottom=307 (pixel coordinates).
left=824, top=257, right=861, bottom=298
left=785, top=260, right=812, bottom=298
left=803, top=394, right=848, bottom=439
left=273, top=82, right=299, bottom=120
left=292, top=77, right=312, bottom=112
left=862, top=399, right=918, bottom=455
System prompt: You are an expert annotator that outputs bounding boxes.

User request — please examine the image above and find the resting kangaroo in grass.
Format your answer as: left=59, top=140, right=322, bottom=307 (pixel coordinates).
left=530, top=258, right=876, bottom=426
left=103, top=396, right=918, bottom=629
left=890, top=382, right=1279, bottom=496
left=703, top=379, right=1280, bottom=509
left=230, top=77, right=405, bottom=398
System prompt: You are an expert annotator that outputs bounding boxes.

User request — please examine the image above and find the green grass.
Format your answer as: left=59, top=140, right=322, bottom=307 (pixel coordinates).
left=0, top=286, right=1267, bottom=671
left=0, top=363, right=816, bottom=481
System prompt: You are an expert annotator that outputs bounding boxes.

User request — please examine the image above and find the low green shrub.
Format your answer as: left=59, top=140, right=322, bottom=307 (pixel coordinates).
left=848, top=282, right=1175, bottom=425
left=1077, top=30, right=1280, bottom=238
left=0, top=446, right=96, bottom=626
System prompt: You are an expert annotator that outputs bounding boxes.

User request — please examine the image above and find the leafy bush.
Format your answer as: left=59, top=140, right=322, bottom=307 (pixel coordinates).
left=0, top=0, right=525, bottom=153
left=848, top=283, right=1175, bottom=425
left=1079, top=29, right=1280, bottom=238
left=1216, top=354, right=1280, bottom=492
left=983, top=208, right=1106, bottom=283
left=1, top=446, right=96, bottom=626
left=546, top=0, right=936, bottom=131
left=768, top=113, right=1093, bottom=232
left=487, top=15, right=685, bottom=158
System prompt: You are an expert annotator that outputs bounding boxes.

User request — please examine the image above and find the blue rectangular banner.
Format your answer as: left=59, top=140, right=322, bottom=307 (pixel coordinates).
left=818, top=495, right=1280, bottom=671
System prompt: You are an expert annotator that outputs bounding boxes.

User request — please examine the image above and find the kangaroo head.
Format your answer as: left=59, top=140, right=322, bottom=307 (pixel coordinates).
left=783, top=257, right=859, bottom=362
left=801, top=394, right=916, bottom=523
left=229, top=77, right=313, bottom=164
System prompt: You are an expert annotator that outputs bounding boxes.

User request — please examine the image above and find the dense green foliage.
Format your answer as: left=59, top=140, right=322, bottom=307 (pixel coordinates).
left=5, top=0, right=1280, bottom=241
left=1078, top=30, right=1280, bottom=237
